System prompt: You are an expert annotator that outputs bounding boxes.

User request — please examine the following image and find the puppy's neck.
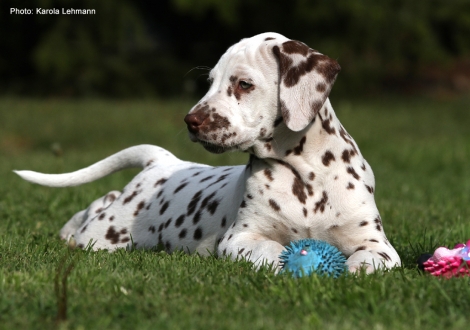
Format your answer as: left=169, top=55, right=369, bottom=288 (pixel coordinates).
left=249, top=100, right=360, bottom=183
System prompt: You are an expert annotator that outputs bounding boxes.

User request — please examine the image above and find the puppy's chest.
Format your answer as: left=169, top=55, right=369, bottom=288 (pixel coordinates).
left=244, top=150, right=372, bottom=226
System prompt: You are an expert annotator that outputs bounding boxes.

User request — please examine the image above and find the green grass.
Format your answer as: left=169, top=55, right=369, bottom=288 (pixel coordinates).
left=1, top=96, right=470, bottom=329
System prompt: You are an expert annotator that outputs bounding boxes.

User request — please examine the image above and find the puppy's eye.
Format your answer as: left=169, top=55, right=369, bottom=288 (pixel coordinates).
left=239, top=81, right=253, bottom=90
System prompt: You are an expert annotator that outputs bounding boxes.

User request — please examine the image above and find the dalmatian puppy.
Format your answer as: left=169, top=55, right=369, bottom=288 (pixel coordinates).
left=15, top=32, right=401, bottom=273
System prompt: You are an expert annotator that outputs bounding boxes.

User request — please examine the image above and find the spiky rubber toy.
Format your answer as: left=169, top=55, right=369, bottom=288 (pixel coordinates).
left=422, top=240, right=470, bottom=278
left=279, top=238, right=347, bottom=278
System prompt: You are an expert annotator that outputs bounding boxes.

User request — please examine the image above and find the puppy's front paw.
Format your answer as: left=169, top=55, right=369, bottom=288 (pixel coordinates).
left=346, top=250, right=383, bottom=274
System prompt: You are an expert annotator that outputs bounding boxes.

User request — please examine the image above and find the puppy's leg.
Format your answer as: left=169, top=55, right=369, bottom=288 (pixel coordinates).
left=346, top=243, right=401, bottom=274
left=219, top=232, right=285, bottom=272
left=60, top=190, right=121, bottom=241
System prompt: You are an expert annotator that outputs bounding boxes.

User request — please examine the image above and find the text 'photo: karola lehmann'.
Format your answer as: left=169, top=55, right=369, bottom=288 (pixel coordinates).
left=10, top=8, right=96, bottom=15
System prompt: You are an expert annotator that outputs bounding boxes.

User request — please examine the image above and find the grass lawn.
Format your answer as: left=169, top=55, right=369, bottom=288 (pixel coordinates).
left=1, top=96, right=470, bottom=329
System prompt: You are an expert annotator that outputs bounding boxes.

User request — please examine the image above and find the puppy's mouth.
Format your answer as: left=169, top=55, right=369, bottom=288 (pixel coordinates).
left=188, top=133, right=241, bottom=154
left=200, top=141, right=229, bottom=154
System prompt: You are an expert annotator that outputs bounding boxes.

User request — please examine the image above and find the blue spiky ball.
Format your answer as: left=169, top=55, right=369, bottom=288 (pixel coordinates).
left=279, top=239, right=347, bottom=278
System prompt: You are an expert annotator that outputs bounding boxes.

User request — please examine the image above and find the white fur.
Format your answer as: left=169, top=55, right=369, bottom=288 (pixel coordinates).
left=15, top=33, right=401, bottom=273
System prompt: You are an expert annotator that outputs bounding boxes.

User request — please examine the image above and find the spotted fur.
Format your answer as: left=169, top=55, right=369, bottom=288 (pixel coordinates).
left=15, top=33, right=401, bottom=274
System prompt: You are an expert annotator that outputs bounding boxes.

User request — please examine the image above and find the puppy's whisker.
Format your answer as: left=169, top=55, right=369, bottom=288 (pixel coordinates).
left=184, top=66, right=212, bottom=77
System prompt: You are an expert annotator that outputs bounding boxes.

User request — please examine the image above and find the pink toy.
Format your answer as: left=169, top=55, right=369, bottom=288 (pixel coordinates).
left=422, top=240, right=470, bottom=278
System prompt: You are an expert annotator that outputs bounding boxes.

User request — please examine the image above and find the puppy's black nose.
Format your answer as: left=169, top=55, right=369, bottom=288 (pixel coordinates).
left=184, top=113, right=208, bottom=134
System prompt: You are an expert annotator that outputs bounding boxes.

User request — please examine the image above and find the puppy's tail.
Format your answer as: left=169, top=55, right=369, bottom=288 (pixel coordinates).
left=14, top=144, right=179, bottom=187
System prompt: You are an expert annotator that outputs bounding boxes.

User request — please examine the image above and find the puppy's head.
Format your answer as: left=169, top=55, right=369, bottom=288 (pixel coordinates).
left=184, top=32, right=340, bottom=155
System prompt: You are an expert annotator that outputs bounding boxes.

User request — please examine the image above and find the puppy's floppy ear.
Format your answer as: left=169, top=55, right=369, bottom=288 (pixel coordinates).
left=272, top=40, right=341, bottom=132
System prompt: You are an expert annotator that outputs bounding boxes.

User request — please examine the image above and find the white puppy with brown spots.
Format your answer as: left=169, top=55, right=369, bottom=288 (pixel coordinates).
left=15, top=32, right=401, bottom=273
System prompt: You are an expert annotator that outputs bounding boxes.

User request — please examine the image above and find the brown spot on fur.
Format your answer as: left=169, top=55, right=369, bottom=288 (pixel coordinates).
left=207, top=200, right=219, bottom=214
left=309, top=172, right=315, bottom=180
left=221, top=217, right=227, bottom=227
left=322, top=150, right=335, bottom=166
left=265, top=37, right=275, bottom=41
left=347, top=182, right=355, bottom=190
left=282, top=40, right=309, bottom=56
left=290, top=136, right=306, bottom=155
left=314, top=191, right=328, bottom=213
left=269, top=199, right=281, bottom=211
left=154, top=178, right=167, bottom=188
left=175, top=215, right=185, bottom=228
left=105, top=226, right=120, bottom=244
left=160, top=201, right=170, bottom=215
left=187, top=190, right=203, bottom=215
left=123, top=191, right=139, bottom=205
left=200, top=192, right=216, bottom=210
left=200, top=113, right=231, bottom=133
left=164, top=218, right=172, bottom=228
left=194, top=227, right=203, bottom=240
left=174, top=182, right=189, bottom=194
left=339, top=126, right=359, bottom=154
left=378, top=252, right=391, bottom=261
left=179, top=229, right=187, bottom=239
left=303, top=208, right=308, bottom=217
left=274, top=44, right=335, bottom=88
left=360, top=221, right=368, bottom=226
left=292, top=176, right=307, bottom=204
left=98, top=213, right=106, bottom=220
left=369, top=239, right=379, bottom=243
left=193, top=210, right=202, bottom=224
left=264, top=168, right=274, bottom=181
left=227, top=86, right=232, bottom=97
left=149, top=226, right=156, bottom=233
left=200, top=175, right=214, bottom=183
left=365, top=184, right=374, bottom=194
left=134, top=200, right=146, bottom=216
left=342, top=149, right=356, bottom=163
left=316, top=58, right=342, bottom=84
left=355, top=246, right=367, bottom=252
left=306, top=184, right=313, bottom=196
left=316, top=83, right=326, bottom=92
left=347, top=167, right=360, bottom=180
left=320, top=114, right=336, bottom=135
